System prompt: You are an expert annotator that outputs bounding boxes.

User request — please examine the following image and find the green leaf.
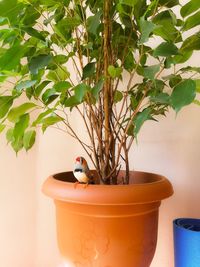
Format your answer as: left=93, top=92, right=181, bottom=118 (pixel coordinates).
left=46, top=71, right=57, bottom=82
left=176, top=19, right=184, bottom=27
left=140, top=54, right=147, bottom=66
left=153, top=24, right=181, bottom=42
left=26, top=86, right=35, bottom=100
left=34, top=81, right=51, bottom=98
left=0, top=123, right=6, bottom=133
left=53, top=55, right=69, bottom=64
left=47, top=66, right=70, bottom=81
left=16, top=80, right=37, bottom=92
left=181, top=33, right=200, bottom=52
left=53, top=25, right=70, bottom=43
left=0, top=0, right=22, bottom=24
left=134, top=107, right=152, bottom=136
left=0, top=0, right=17, bottom=16
left=195, top=80, right=200, bottom=93
left=0, top=43, right=27, bottom=71
left=173, top=51, right=193, bottom=64
left=139, top=17, right=156, bottom=44
left=64, top=95, right=79, bottom=108
left=124, top=51, right=135, bottom=71
left=0, top=17, right=7, bottom=25
left=164, top=57, right=173, bottom=69
left=108, top=65, right=122, bottom=78
left=114, top=90, right=123, bottom=103
left=54, top=81, right=72, bottom=92
left=56, top=17, right=81, bottom=29
left=8, top=103, right=37, bottom=123
left=133, top=0, right=147, bottom=20
left=120, top=0, right=139, bottom=7
left=13, top=113, right=30, bottom=143
left=170, top=79, right=196, bottom=112
left=193, top=99, right=200, bottom=106
left=54, top=17, right=80, bottom=42
left=82, top=62, right=95, bottom=80
left=87, top=11, right=102, bottom=35
left=181, top=0, right=200, bottom=18
left=23, top=130, right=36, bottom=151
left=144, top=0, right=164, bottom=17
left=74, top=83, right=89, bottom=102
left=32, top=109, right=54, bottom=127
left=0, top=73, right=7, bottom=82
left=152, top=79, right=165, bottom=91
left=22, top=27, right=46, bottom=41
left=153, top=42, right=179, bottom=57
left=143, top=65, right=160, bottom=80
left=0, top=96, right=13, bottom=119
left=6, top=128, right=14, bottom=143
left=0, top=47, right=7, bottom=56
left=42, top=88, right=58, bottom=105
left=22, top=6, right=41, bottom=26
left=55, top=6, right=66, bottom=21
left=41, top=115, right=63, bottom=132
left=153, top=11, right=181, bottom=42
left=157, top=0, right=179, bottom=8
left=11, top=139, right=23, bottom=153
left=39, top=0, right=58, bottom=7
left=168, top=74, right=182, bottom=87
left=183, top=11, right=200, bottom=31
left=0, top=70, right=19, bottom=77
left=179, top=66, right=200, bottom=73
left=130, top=95, right=139, bottom=110
left=92, top=79, right=104, bottom=100
left=29, top=54, right=52, bottom=75
left=151, top=93, right=170, bottom=104
left=153, top=10, right=177, bottom=25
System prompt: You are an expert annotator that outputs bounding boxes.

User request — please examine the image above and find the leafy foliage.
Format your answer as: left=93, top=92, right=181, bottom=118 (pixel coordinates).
left=0, top=0, right=200, bottom=183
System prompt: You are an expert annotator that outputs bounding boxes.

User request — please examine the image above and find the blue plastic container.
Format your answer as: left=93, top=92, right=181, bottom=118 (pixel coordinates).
left=173, top=218, right=200, bottom=267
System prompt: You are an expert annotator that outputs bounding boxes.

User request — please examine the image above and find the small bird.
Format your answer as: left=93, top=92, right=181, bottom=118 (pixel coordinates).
left=73, top=156, right=90, bottom=185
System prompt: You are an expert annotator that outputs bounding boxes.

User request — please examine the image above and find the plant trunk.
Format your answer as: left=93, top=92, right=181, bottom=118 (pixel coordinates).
left=102, top=0, right=113, bottom=184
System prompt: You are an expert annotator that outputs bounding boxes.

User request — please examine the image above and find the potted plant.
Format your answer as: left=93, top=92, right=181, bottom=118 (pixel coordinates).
left=0, top=0, right=199, bottom=266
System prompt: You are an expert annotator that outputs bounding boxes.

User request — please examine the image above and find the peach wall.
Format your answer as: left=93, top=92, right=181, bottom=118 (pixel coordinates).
left=132, top=106, right=200, bottom=266
left=1, top=102, right=200, bottom=267
left=1, top=3, right=200, bottom=265
left=0, top=135, right=38, bottom=267
left=35, top=105, right=200, bottom=267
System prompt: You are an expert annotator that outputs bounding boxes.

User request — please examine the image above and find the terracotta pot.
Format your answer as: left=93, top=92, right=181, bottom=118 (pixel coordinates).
left=42, top=171, right=173, bottom=267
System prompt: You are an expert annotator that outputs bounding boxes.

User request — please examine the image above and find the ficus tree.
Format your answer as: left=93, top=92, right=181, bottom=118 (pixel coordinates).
left=0, top=0, right=200, bottom=184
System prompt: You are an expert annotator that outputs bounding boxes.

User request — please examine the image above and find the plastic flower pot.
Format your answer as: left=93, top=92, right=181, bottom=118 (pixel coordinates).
left=43, top=170, right=173, bottom=267
left=173, top=218, right=200, bottom=267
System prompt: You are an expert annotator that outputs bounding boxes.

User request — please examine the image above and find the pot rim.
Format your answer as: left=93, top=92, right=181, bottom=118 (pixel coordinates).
left=42, top=170, right=173, bottom=205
